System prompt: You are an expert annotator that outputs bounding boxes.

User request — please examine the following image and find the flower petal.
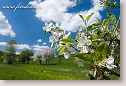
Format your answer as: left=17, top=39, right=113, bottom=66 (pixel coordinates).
left=49, top=22, right=53, bottom=26
left=106, top=64, right=116, bottom=70
left=82, top=46, right=89, bottom=53
left=68, top=32, right=71, bottom=36
left=49, top=35, right=54, bottom=42
left=99, top=62, right=105, bottom=67
left=46, top=28, right=51, bottom=32
left=43, top=27, right=46, bottom=31
left=63, top=51, right=70, bottom=59
left=51, top=43, right=53, bottom=47
left=83, top=36, right=88, bottom=40
left=55, top=23, right=59, bottom=27
left=45, top=22, right=48, bottom=26
left=107, top=56, right=114, bottom=65
left=86, top=40, right=92, bottom=46
left=68, top=47, right=73, bottom=52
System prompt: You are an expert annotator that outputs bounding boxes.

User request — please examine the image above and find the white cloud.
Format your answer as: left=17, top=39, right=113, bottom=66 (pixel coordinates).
left=0, top=42, right=31, bottom=50
left=32, top=44, right=49, bottom=51
left=29, top=0, right=104, bottom=32
left=43, top=42, right=46, bottom=45
left=16, top=44, right=31, bottom=50
left=15, top=52, right=20, bottom=54
left=0, top=11, right=16, bottom=37
left=0, top=42, right=7, bottom=46
left=37, top=39, right=42, bottom=42
left=0, top=41, right=49, bottom=53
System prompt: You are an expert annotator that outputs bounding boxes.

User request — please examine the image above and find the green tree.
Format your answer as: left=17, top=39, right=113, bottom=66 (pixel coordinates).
left=0, top=50, right=4, bottom=57
left=14, top=54, right=20, bottom=62
left=4, top=40, right=16, bottom=64
left=20, top=49, right=34, bottom=64
left=0, top=51, right=4, bottom=61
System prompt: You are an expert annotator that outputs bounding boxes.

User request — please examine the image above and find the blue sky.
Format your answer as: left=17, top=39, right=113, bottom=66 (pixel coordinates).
left=0, top=0, right=120, bottom=54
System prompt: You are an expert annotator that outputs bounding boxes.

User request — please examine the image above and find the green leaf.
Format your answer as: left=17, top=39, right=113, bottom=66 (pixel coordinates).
left=75, top=54, right=94, bottom=63
left=93, top=43, right=108, bottom=61
left=102, top=19, right=109, bottom=26
left=92, top=23, right=101, bottom=29
left=93, top=68, right=97, bottom=77
left=55, top=27, right=64, bottom=32
left=87, top=25, right=92, bottom=31
left=106, top=6, right=110, bottom=12
left=90, top=34, right=99, bottom=41
left=86, top=12, right=94, bottom=22
left=44, top=31, right=47, bottom=35
left=107, top=13, right=116, bottom=24
left=101, top=43, right=108, bottom=59
left=55, top=27, right=60, bottom=30
left=76, top=33, right=80, bottom=40
left=79, top=14, right=84, bottom=21
left=60, top=38, right=77, bottom=44
left=84, top=20, right=87, bottom=26
left=105, top=0, right=109, bottom=6
left=96, top=17, right=101, bottom=23
left=116, top=19, right=120, bottom=29
left=93, top=51, right=101, bottom=61
left=109, top=2, right=114, bottom=6
left=87, top=23, right=101, bottom=31
left=58, top=45, right=65, bottom=54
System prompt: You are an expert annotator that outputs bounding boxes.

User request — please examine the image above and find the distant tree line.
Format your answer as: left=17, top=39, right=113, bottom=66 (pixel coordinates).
left=0, top=40, right=54, bottom=65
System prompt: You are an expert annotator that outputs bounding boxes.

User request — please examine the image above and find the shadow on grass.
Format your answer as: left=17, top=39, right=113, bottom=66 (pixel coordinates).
left=41, top=63, right=58, bottom=65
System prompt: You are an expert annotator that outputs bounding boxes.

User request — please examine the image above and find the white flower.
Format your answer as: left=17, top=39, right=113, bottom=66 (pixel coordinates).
left=63, top=51, right=70, bottom=59
left=77, top=36, right=92, bottom=53
left=80, top=32, right=85, bottom=38
left=54, top=43, right=62, bottom=49
left=60, top=44, right=73, bottom=59
left=43, top=22, right=53, bottom=32
left=55, top=23, right=60, bottom=27
left=78, top=25, right=83, bottom=32
left=49, top=31, right=59, bottom=42
left=99, top=55, right=117, bottom=70
left=49, top=34, right=58, bottom=47
left=115, top=30, right=120, bottom=40
left=49, top=30, right=63, bottom=47
left=106, top=55, right=117, bottom=69
left=63, top=32, right=71, bottom=39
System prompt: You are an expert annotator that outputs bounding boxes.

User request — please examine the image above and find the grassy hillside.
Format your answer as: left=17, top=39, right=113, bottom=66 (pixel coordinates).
left=0, top=56, right=119, bottom=80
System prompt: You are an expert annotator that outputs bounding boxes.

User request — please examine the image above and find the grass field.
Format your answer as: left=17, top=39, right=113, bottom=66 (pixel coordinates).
left=0, top=56, right=120, bottom=80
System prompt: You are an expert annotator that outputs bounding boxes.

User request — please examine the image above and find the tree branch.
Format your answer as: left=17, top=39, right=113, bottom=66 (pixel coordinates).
left=103, top=67, right=120, bottom=78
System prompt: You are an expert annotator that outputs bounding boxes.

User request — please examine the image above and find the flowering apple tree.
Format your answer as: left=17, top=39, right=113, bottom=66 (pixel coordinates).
left=42, top=0, right=120, bottom=80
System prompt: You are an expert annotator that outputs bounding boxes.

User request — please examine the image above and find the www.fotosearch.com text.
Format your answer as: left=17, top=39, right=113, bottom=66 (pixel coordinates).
left=2, top=2, right=41, bottom=12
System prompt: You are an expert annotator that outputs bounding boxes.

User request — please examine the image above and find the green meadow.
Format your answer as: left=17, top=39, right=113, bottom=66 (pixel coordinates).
left=0, top=56, right=120, bottom=80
